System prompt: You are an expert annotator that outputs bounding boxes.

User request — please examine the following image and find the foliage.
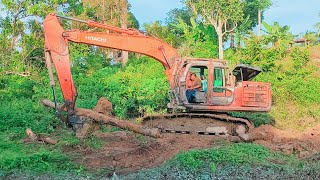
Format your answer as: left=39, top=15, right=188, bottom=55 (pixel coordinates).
left=228, top=112, right=275, bottom=127
left=185, top=0, right=245, bottom=59
left=128, top=11, right=140, bottom=29
left=263, top=22, right=293, bottom=49
left=0, top=139, right=82, bottom=173
left=303, top=31, right=319, bottom=45
left=0, top=0, right=80, bottom=72
left=144, top=21, right=181, bottom=47
left=233, top=22, right=294, bottom=71
left=243, top=0, right=272, bottom=30
left=1, top=1, right=320, bottom=178
left=290, top=47, right=310, bottom=69
left=166, top=7, right=193, bottom=35
left=104, top=57, right=169, bottom=118
left=172, top=17, right=218, bottom=57
left=0, top=75, right=84, bottom=174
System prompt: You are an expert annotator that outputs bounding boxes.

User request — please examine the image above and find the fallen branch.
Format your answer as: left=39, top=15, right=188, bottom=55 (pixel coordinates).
left=3, top=71, right=31, bottom=77
left=41, top=99, right=161, bottom=138
left=25, top=128, right=58, bottom=145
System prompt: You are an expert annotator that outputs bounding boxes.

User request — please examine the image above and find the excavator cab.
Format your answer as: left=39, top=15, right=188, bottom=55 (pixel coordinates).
left=169, top=58, right=271, bottom=112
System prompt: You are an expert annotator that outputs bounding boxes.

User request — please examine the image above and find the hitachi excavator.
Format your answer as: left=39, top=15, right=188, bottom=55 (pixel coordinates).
left=43, top=13, right=272, bottom=138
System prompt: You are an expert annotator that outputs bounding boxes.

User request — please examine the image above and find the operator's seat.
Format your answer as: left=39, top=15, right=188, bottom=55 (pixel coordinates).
left=194, top=91, right=207, bottom=103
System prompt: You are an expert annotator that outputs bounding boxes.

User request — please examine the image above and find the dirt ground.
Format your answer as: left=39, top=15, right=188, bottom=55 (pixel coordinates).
left=250, top=124, right=320, bottom=158
left=61, top=98, right=320, bottom=174
left=62, top=123, right=320, bottom=175
left=69, top=131, right=230, bottom=174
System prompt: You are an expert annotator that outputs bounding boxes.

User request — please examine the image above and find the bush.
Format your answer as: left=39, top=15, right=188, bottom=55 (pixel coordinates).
left=290, top=47, right=310, bottom=69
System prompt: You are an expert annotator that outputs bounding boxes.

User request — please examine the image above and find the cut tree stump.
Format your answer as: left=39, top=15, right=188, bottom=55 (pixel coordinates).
left=41, top=99, right=161, bottom=138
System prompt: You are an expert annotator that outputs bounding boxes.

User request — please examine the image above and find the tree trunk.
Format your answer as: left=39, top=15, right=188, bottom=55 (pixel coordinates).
left=230, top=31, right=235, bottom=48
left=41, top=99, right=161, bottom=138
left=258, top=9, right=261, bottom=36
left=217, top=30, right=224, bottom=59
left=119, top=0, right=128, bottom=66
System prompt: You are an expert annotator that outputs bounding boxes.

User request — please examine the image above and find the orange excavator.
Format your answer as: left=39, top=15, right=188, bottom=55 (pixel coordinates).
left=43, top=13, right=272, bottom=137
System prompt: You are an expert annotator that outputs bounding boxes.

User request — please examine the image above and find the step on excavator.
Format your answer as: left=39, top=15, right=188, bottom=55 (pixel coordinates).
left=43, top=13, right=272, bottom=139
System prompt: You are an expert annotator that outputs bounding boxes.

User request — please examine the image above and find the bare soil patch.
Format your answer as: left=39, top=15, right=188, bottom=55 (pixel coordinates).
left=70, top=130, right=230, bottom=174
left=64, top=123, right=320, bottom=175
left=249, top=124, right=320, bottom=158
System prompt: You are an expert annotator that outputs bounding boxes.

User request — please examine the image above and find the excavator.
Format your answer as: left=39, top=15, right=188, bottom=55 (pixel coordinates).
left=43, top=13, right=272, bottom=138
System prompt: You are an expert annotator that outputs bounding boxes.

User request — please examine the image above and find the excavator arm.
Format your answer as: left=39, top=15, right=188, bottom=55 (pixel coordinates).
left=43, top=13, right=180, bottom=120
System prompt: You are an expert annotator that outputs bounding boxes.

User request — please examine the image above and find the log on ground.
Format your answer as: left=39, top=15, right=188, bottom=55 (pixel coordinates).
left=41, top=99, right=161, bottom=138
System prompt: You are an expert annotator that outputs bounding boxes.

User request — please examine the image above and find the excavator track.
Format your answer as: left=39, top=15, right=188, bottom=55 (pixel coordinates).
left=142, top=113, right=254, bottom=140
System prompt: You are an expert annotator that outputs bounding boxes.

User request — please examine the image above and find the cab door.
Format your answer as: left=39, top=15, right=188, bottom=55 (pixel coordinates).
left=209, top=65, right=234, bottom=106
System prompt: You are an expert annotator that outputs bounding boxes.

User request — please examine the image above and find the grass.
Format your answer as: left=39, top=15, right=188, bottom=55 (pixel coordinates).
left=0, top=133, right=84, bottom=175
left=1, top=53, right=320, bottom=178
left=123, top=143, right=320, bottom=180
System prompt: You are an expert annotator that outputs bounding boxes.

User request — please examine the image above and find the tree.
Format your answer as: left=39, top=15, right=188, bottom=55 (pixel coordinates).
left=118, top=0, right=129, bottom=66
left=144, top=21, right=179, bottom=47
left=166, top=7, right=192, bottom=35
left=128, top=12, right=139, bottom=29
left=171, top=17, right=218, bottom=57
left=185, top=0, right=245, bottom=59
left=81, top=0, right=131, bottom=66
left=263, top=22, right=293, bottom=59
left=228, top=0, right=272, bottom=47
left=263, top=22, right=293, bottom=47
left=254, top=0, right=272, bottom=36
left=0, top=0, right=73, bottom=71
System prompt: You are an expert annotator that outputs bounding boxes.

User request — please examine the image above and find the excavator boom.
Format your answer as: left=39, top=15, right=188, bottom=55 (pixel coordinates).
left=44, top=13, right=180, bottom=116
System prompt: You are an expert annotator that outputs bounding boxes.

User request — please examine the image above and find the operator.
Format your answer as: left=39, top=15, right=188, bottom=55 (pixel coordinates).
left=186, top=73, right=202, bottom=103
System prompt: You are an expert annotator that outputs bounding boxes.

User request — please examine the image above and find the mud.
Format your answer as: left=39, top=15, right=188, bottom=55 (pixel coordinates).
left=249, top=124, right=320, bottom=158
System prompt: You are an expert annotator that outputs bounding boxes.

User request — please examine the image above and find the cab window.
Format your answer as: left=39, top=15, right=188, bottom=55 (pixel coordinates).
left=213, top=68, right=224, bottom=92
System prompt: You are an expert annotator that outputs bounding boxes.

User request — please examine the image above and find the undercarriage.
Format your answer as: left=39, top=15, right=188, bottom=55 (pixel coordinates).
left=142, top=113, right=254, bottom=141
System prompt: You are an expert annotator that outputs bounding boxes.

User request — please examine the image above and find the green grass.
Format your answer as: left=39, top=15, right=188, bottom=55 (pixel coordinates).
left=0, top=134, right=84, bottom=174
left=124, top=143, right=320, bottom=180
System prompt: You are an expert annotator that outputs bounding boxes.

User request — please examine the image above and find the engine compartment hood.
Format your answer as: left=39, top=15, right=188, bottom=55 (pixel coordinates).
left=232, top=64, right=262, bottom=81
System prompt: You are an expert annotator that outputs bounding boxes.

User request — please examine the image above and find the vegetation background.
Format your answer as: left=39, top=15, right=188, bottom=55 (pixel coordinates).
left=0, top=0, right=320, bottom=179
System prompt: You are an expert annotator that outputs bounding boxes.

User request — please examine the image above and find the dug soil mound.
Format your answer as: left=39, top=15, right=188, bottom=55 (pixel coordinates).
left=249, top=124, right=320, bottom=158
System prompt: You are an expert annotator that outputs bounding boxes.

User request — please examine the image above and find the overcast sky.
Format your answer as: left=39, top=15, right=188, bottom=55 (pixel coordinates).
left=129, top=0, right=320, bottom=35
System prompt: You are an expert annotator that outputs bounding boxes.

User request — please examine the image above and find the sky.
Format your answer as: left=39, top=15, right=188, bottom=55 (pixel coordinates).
left=129, top=0, right=320, bottom=35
